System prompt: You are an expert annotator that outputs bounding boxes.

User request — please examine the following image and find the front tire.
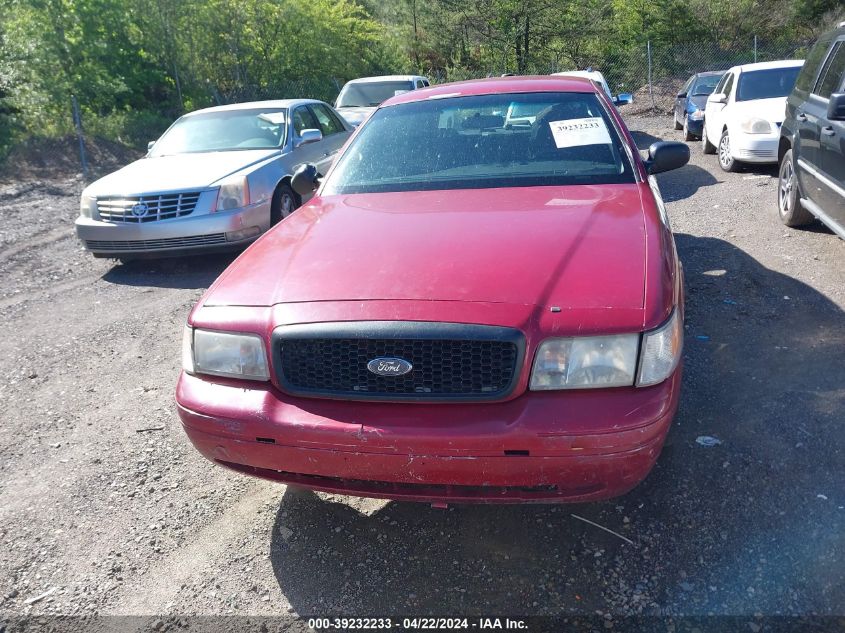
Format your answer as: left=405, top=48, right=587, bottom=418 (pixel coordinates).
left=702, top=126, right=716, bottom=154
left=683, top=119, right=696, bottom=141
left=777, top=149, right=814, bottom=227
left=674, top=115, right=683, bottom=131
left=270, top=182, right=300, bottom=225
left=718, top=129, right=740, bottom=172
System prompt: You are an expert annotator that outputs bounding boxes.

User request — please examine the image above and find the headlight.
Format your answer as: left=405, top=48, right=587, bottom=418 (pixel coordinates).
left=80, top=194, right=96, bottom=218
left=183, top=326, right=269, bottom=381
left=688, top=109, right=704, bottom=121
left=530, top=334, right=639, bottom=390
left=215, top=174, right=250, bottom=211
left=739, top=117, right=772, bottom=134
left=637, top=309, right=683, bottom=387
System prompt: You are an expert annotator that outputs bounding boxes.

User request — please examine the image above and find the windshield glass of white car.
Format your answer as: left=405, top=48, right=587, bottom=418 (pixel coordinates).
left=149, top=108, right=288, bottom=156
left=336, top=81, right=415, bottom=108
left=736, top=68, right=801, bottom=101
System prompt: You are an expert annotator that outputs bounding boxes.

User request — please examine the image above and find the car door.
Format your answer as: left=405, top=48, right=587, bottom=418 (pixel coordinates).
left=811, top=39, right=845, bottom=223
left=676, top=76, right=693, bottom=123
left=307, top=103, right=352, bottom=174
left=706, top=72, right=733, bottom=141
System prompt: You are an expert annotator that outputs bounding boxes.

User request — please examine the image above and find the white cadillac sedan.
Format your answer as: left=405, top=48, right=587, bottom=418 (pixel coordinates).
left=701, top=60, right=803, bottom=172
left=75, top=99, right=352, bottom=259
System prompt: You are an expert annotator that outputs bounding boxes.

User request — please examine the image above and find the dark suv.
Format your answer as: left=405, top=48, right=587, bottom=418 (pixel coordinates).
left=778, top=22, right=845, bottom=237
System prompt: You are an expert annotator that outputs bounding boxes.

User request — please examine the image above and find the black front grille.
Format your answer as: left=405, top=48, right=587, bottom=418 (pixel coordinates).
left=273, top=322, right=524, bottom=401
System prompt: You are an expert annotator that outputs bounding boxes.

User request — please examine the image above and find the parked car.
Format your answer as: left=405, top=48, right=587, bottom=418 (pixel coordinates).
left=177, top=75, right=690, bottom=505
left=673, top=70, right=724, bottom=140
left=552, top=70, right=633, bottom=107
left=701, top=60, right=804, bottom=172
left=75, top=100, right=352, bottom=259
left=335, top=75, right=430, bottom=127
left=778, top=21, right=845, bottom=237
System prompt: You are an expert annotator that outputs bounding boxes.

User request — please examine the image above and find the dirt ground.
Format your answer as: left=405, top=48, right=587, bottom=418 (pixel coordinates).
left=0, top=116, right=843, bottom=629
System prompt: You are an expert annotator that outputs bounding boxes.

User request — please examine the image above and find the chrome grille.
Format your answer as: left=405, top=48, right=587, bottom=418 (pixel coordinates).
left=97, top=192, right=202, bottom=223
left=85, top=234, right=227, bottom=251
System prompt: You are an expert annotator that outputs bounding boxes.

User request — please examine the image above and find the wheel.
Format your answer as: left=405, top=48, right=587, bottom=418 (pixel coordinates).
left=701, top=125, right=716, bottom=154
left=718, top=129, right=739, bottom=172
left=683, top=119, right=695, bottom=141
left=271, top=182, right=300, bottom=225
left=674, top=115, right=683, bottom=131
left=777, top=150, right=814, bottom=227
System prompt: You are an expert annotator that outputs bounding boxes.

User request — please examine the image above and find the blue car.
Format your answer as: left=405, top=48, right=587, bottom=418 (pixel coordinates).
left=673, top=71, right=724, bottom=140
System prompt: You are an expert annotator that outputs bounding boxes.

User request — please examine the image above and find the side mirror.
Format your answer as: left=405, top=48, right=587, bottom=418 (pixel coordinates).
left=147, top=140, right=155, bottom=151
left=676, top=91, right=687, bottom=99
left=614, top=93, right=633, bottom=106
left=294, top=128, right=322, bottom=148
left=291, top=163, right=320, bottom=196
left=827, top=93, right=845, bottom=121
left=645, top=141, right=689, bottom=175
left=708, top=93, right=727, bottom=105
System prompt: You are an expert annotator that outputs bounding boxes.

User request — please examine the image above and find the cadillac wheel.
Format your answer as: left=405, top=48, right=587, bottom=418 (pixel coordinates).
left=777, top=149, right=813, bottom=227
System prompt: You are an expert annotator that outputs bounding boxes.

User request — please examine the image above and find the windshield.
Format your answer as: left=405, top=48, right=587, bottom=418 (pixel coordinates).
left=692, top=75, right=722, bottom=95
left=336, top=81, right=415, bottom=108
left=736, top=67, right=801, bottom=101
left=322, top=92, right=634, bottom=195
left=149, top=108, right=287, bottom=156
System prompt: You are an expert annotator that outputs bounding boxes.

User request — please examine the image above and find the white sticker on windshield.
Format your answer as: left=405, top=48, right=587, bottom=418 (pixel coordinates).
left=549, top=117, right=611, bottom=148
left=258, top=112, right=286, bottom=125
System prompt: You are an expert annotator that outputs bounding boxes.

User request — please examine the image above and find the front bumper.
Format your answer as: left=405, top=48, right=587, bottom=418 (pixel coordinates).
left=74, top=200, right=271, bottom=258
left=684, top=115, right=704, bottom=135
left=176, top=367, right=681, bottom=504
left=730, top=130, right=779, bottom=163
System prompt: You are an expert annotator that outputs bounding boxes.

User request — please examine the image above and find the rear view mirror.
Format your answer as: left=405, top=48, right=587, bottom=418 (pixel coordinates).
left=708, top=93, right=727, bottom=105
left=676, top=91, right=687, bottom=99
left=614, top=93, right=633, bottom=106
left=291, top=163, right=320, bottom=196
left=827, top=93, right=845, bottom=121
left=295, top=128, right=322, bottom=148
left=645, top=141, right=690, bottom=175
left=147, top=140, right=155, bottom=151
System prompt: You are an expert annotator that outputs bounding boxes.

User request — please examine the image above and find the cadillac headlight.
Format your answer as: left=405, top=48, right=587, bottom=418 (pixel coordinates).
left=530, top=334, right=639, bottom=390
left=739, top=117, right=772, bottom=134
left=80, top=193, right=97, bottom=218
left=215, top=174, right=250, bottom=211
left=183, top=326, right=269, bottom=381
left=689, top=109, right=704, bottom=121
left=637, top=309, right=683, bottom=386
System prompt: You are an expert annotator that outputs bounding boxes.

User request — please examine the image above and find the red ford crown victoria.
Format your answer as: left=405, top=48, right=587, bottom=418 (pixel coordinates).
left=177, top=76, right=689, bottom=504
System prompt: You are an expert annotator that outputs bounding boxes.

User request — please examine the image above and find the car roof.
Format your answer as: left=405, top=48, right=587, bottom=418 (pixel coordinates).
left=552, top=70, right=606, bottom=82
left=694, top=71, right=724, bottom=78
left=182, top=99, right=322, bottom=117
left=382, top=75, right=599, bottom=107
left=730, top=59, right=804, bottom=73
left=344, top=75, right=427, bottom=84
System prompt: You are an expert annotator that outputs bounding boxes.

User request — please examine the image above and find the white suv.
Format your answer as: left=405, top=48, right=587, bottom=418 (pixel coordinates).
left=702, top=60, right=804, bottom=172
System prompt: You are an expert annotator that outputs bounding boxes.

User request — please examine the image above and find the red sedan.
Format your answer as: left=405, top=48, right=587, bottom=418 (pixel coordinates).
left=177, top=76, right=689, bottom=504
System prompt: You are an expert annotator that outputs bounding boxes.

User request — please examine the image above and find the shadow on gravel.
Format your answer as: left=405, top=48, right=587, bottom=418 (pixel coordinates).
left=654, top=164, right=718, bottom=201
left=630, top=130, right=663, bottom=151
left=100, top=252, right=238, bottom=289
left=268, top=235, right=844, bottom=617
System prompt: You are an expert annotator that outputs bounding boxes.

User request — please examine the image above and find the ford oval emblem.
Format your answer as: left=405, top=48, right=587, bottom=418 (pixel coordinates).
left=367, top=357, right=413, bottom=377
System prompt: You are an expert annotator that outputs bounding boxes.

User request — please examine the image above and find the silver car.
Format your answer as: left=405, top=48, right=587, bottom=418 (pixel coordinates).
left=75, top=99, right=352, bottom=259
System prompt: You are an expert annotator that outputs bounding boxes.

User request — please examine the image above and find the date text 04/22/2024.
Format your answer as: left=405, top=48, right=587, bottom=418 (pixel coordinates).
left=307, top=617, right=528, bottom=630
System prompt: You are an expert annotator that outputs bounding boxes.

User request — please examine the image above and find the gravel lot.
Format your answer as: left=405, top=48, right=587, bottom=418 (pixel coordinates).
left=0, top=115, right=843, bottom=627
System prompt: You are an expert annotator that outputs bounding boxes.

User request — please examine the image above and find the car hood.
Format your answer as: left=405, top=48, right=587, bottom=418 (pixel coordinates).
left=730, top=97, right=788, bottom=123
left=688, top=94, right=709, bottom=110
left=202, top=185, right=648, bottom=311
left=336, top=106, right=375, bottom=126
left=84, top=149, right=279, bottom=196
